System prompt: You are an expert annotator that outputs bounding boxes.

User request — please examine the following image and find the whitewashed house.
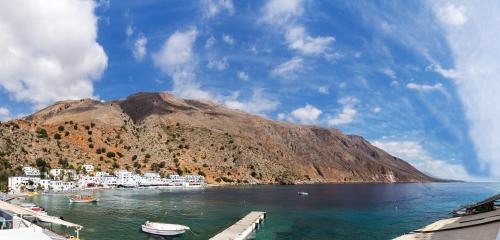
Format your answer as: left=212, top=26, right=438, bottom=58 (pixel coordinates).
left=81, top=164, right=94, bottom=173
left=8, top=176, right=40, bottom=193
left=115, top=170, right=140, bottom=187
left=49, top=169, right=77, bottom=180
left=140, top=172, right=162, bottom=186
left=22, top=167, right=40, bottom=176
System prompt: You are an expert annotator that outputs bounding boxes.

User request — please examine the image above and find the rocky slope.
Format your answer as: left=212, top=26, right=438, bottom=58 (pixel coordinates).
left=0, top=92, right=434, bottom=184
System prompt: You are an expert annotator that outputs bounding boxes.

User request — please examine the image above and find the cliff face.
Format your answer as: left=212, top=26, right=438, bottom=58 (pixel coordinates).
left=0, top=92, right=434, bottom=184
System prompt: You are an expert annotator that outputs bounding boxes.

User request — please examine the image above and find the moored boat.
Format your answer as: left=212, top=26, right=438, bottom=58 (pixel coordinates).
left=69, top=195, right=98, bottom=203
left=298, top=191, right=309, bottom=196
left=141, top=221, right=190, bottom=236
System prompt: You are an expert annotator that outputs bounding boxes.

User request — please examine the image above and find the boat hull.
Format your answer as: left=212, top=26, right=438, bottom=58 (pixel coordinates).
left=141, top=225, right=186, bottom=236
left=69, top=199, right=98, bottom=203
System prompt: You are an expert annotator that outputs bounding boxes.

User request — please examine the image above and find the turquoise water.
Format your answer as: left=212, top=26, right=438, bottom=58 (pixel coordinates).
left=31, top=183, right=500, bottom=240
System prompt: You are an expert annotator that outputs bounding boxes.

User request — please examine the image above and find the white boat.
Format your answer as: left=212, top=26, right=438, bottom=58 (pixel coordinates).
left=298, top=191, right=309, bottom=196
left=141, top=221, right=190, bottom=236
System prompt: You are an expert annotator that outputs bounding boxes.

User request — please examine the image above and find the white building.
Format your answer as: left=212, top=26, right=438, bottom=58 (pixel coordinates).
left=22, top=167, right=40, bottom=176
left=95, top=171, right=110, bottom=177
left=115, top=170, right=140, bottom=187
left=49, top=169, right=76, bottom=180
left=81, top=164, right=94, bottom=173
left=8, top=176, right=40, bottom=193
left=139, top=172, right=162, bottom=186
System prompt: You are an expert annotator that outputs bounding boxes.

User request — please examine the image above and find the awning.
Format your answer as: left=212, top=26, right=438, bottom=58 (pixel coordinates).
left=0, top=200, right=82, bottom=228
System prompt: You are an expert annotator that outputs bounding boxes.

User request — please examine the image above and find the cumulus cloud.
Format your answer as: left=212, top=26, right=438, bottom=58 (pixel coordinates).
left=133, top=34, right=148, bottom=62
left=0, top=0, right=108, bottom=109
left=318, top=86, right=329, bottom=94
left=262, top=0, right=303, bottom=25
left=290, top=104, right=322, bottom=124
left=237, top=71, right=249, bottom=81
left=328, top=96, right=359, bottom=126
left=0, top=107, right=10, bottom=121
left=437, top=3, right=468, bottom=26
left=205, top=35, right=217, bottom=49
left=152, top=28, right=211, bottom=100
left=262, top=0, right=334, bottom=58
left=207, top=57, right=228, bottom=70
left=224, top=90, right=279, bottom=115
left=222, top=34, right=235, bottom=45
left=372, top=107, right=381, bottom=113
left=285, top=26, right=335, bottom=55
left=201, top=0, right=234, bottom=18
left=271, top=57, right=304, bottom=79
left=382, top=68, right=396, bottom=79
left=431, top=1, right=500, bottom=178
left=328, top=107, right=357, bottom=126
left=372, top=140, right=473, bottom=181
left=126, top=25, right=134, bottom=37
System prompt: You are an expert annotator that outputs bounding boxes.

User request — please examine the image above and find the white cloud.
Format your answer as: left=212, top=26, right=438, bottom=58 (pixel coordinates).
left=126, top=25, right=133, bottom=37
left=318, top=86, right=329, bottom=94
left=133, top=34, right=147, bottom=62
left=207, top=57, right=228, bottom=71
left=328, top=107, right=357, bottom=126
left=237, top=71, right=249, bottom=81
left=431, top=1, right=500, bottom=178
left=222, top=34, right=235, bottom=45
left=0, top=107, right=10, bottom=121
left=285, top=26, right=335, bottom=55
left=224, top=90, right=279, bottom=115
left=262, top=0, right=304, bottom=25
left=271, top=57, right=303, bottom=79
left=372, top=140, right=473, bottom=181
left=382, top=68, right=396, bottom=79
left=380, top=21, right=394, bottom=33
left=328, top=96, right=359, bottom=126
left=152, top=28, right=211, bottom=100
left=372, top=107, right=381, bottom=113
left=338, top=96, right=359, bottom=105
left=0, top=0, right=108, bottom=109
left=437, top=4, right=468, bottom=26
left=205, top=35, right=216, bottom=49
left=201, top=0, right=235, bottom=18
left=290, top=104, right=322, bottom=124
left=406, top=82, right=444, bottom=92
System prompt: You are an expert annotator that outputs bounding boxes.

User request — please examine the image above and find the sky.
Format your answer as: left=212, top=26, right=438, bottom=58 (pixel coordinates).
left=0, top=0, right=498, bottom=181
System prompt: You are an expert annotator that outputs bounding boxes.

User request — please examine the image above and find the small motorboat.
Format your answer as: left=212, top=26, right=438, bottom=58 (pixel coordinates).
left=141, top=221, right=190, bottom=236
left=69, top=195, right=98, bottom=203
left=18, top=203, right=47, bottom=214
left=298, top=191, right=309, bottom=196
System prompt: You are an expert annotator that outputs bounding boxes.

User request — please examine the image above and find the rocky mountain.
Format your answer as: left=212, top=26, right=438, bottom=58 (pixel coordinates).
left=0, top=92, right=434, bottom=184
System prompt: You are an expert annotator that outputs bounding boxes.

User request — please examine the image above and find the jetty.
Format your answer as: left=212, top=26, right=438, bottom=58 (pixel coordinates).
left=210, top=211, right=266, bottom=240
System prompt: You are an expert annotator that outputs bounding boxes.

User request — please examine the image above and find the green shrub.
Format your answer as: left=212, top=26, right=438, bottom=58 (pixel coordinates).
left=37, top=128, right=48, bottom=138
left=88, top=144, right=94, bottom=149
left=54, top=133, right=61, bottom=140
left=106, top=152, right=115, bottom=158
left=58, top=126, right=64, bottom=132
left=132, top=155, right=137, bottom=161
left=145, top=154, right=151, bottom=159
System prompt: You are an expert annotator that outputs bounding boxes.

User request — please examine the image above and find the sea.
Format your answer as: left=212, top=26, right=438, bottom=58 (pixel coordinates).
left=31, top=182, right=500, bottom=240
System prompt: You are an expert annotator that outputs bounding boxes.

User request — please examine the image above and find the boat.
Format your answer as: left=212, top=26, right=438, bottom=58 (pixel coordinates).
left=298, top=191, right=309, bottom=196
left=18, top=203, right=47, bottom=214
left=69, top=195, right=98, bottom=203
left=141, top=221, right=190, bottom=236
left=395, top=194, right=500, bottom=240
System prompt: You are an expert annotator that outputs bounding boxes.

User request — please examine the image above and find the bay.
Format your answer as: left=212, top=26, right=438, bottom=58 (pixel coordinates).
left=32, top=182, right=500, bottom=240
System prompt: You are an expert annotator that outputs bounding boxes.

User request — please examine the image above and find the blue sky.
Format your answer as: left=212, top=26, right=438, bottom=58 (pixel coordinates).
left=1, top=0, right=498, bottom=181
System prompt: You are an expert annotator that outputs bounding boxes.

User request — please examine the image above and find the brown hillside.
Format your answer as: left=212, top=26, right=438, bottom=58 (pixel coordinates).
left=0, top=92, right=434, bottom=184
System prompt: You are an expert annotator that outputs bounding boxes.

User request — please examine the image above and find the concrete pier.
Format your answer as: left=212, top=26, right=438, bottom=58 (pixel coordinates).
left=210, top=211, right=266, bottom=240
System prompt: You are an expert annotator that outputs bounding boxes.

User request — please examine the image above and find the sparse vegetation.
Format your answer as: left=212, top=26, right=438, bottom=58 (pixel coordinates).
left=54, top=133, right=61, bottom=140
left=106, top=152, right=115, bottom=158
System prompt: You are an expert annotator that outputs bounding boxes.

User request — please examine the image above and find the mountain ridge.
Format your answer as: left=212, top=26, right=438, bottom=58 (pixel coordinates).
left=0, top=92, right=435, bottom=184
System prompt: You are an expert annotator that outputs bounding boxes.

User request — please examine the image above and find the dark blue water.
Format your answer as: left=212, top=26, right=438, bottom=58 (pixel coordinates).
left=32, top=183, right=500, bottom=240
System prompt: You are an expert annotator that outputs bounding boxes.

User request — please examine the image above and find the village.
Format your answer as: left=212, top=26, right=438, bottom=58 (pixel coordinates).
left=7, top=165, right=205, bottom=193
